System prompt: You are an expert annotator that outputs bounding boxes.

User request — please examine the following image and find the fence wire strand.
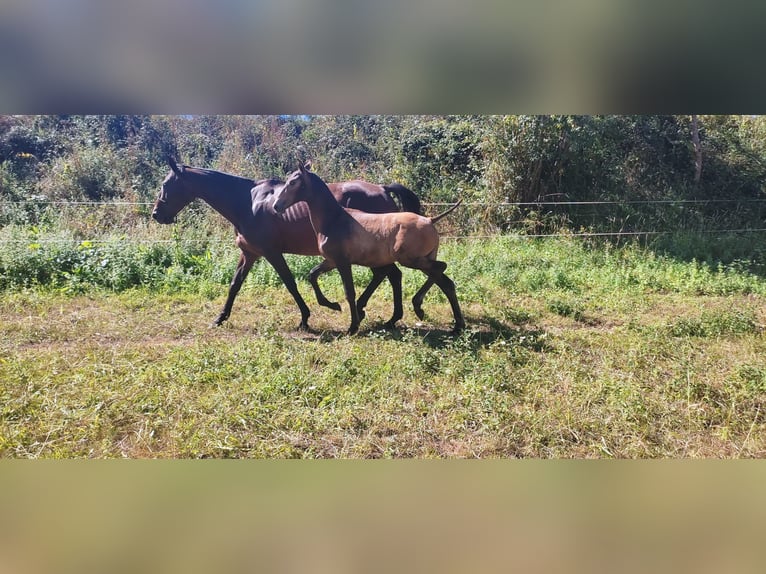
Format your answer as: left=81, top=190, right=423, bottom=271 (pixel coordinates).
left=5, top=228, right=766, bottom=246
left=4, top=199, right=766, bottom=207
left=3, top=198, right=766, bottom=243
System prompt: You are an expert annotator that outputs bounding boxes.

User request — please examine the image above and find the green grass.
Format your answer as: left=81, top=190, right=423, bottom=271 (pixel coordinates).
left=2, top=235, right=766, bottom=458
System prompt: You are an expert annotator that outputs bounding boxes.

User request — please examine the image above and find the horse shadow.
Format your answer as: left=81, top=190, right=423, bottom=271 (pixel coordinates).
left=300, top=313, right=552, bottom=354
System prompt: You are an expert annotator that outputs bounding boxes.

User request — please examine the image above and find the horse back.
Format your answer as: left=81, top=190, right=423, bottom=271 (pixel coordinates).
left=323, top=210, right=437, bottom=267
left=328, top=181, right=398, bottom=213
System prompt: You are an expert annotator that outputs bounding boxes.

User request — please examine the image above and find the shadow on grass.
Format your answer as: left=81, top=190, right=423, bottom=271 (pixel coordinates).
left=339, top=314, right=554, bottom=354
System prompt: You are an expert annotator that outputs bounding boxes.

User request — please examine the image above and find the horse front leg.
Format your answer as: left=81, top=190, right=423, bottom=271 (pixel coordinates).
left=337, top=263, right=360, bottom=335
left=264, top=252, right=312, bottom=331
left=214, top=250, right=258, bottom=326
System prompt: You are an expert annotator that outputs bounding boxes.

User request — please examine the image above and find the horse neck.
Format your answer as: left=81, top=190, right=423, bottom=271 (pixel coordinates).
left=304, top=179, right=348, bottom=234
left=187, top=169, right=253, bottom=228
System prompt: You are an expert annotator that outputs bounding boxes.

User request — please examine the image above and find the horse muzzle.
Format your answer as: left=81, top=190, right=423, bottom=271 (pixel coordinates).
left=273, top=198, right=287, bottom=214
left=151, top=210, right=175, bottom=224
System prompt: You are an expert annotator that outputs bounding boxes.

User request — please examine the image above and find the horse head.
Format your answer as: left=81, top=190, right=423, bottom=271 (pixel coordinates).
left=273, top=163, right=311, bottom=214
left=151, top=157, right=194, bottom=224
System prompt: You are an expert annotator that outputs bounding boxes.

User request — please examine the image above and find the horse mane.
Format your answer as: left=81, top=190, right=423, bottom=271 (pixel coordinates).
left=254, top=177, right=285, bottom=187
left=184, top=166, right=257, bottom=186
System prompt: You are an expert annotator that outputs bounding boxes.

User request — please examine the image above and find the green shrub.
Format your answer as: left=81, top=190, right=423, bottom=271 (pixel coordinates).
left=38, top=146, right=124, bottom=202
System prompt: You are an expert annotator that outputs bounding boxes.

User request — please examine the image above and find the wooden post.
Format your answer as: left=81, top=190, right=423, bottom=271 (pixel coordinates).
left=691, top=115, right=702, bottom=185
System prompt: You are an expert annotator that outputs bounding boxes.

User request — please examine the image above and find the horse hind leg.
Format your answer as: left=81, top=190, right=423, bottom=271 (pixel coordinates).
left=412, top=258, right=464, bottom=334
left=214, top=251, right=258, bottom=327
left=309, top=260, right=342, bottom=312
left=356, top=264, right=403, bottom=329
left=430, top=269, right=465, bottom=334
left=412, top=261, right=445, bottom=320
left=265, top=252, right=313, bottom=330
left=383, top=265, right=403, bottom=329
left=356, top=267, right=386, bottom=321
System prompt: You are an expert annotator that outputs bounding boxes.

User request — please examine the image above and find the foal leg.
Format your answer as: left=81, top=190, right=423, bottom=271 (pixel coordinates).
left=309, top=260, right=341, bottom=312
left=383, top=265, right=403, bottom=329
left=214, top=250, right=258, bottom=326
left=412, top=277, right=435, bottom=321
left=412, top=261, right=444, bottom=320
left=412, top=247, right=438, bottom=319
left=337, top=264, right=361, bottom=335
left=426, top=268, right=465, bottom=334
left=355, top=267, right=387, bottom=320
left=356, top=264, right=403, bottom=328
left=264, top=252, right=312, bottom=330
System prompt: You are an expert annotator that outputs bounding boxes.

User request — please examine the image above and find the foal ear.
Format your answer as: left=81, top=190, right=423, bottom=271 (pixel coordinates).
left=167, top=156, right=183, bottom=177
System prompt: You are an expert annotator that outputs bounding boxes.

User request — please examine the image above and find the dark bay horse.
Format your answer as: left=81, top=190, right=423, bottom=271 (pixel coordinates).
left=151, top=158, right=422, bottom=330
left=273, top=164, right=465, bottom=335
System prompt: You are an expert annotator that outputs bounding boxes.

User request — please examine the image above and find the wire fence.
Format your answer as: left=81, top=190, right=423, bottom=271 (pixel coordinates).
left=5, top=230, right=766, bottom=246
left=4, top=199, right=766, bottom=206
left=2, top=198, right=766, bottom=242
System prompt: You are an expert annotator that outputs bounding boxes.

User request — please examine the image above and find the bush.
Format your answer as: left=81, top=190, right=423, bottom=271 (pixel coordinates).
left=38, top=146, right=124, bottom=202
left=3, top=115, right=766, bottom=240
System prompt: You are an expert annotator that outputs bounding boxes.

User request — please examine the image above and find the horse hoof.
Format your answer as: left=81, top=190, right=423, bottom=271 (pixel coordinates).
left=357, top=308, right=366, bottom=321
left=298, top=321, right=311, bottom=331
left=413, top=307, right=425, bottom=321
left=451, top=323, right=465, bottom=336
left=329, top=302, right=342, bottom=312
left=383, top=320, right=399, bottom=330
left=347, top=324, right=360, bottom=335
left=211, top=318, right=226, bottom=327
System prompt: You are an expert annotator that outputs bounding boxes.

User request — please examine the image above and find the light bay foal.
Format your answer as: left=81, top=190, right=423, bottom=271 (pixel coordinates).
left=273, top=164, right=465, bottom=335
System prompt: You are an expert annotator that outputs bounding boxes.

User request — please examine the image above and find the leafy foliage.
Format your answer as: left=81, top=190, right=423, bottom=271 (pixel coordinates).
left=2, top=114, right=766, bottom=236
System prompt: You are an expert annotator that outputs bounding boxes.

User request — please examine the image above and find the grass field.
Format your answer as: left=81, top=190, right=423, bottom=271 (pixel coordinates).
left=2, top=236, right=766, bottom=458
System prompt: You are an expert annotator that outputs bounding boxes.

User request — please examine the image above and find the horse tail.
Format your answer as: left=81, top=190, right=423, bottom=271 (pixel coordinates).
left=384, top=183, right=423, bottom=215
left=430, top=199, right=463, bottom=224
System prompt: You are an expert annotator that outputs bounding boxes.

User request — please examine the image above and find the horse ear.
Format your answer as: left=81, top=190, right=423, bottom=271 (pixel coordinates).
left=303, top=160, right=313, bottom=172
left=167, top=156, right=183, bottom=177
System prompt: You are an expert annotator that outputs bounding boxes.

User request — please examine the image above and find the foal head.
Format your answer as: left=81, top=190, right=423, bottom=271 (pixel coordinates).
left=151, top=157, right=196, bottom=224
left=273, top=163, right=315, bottom=214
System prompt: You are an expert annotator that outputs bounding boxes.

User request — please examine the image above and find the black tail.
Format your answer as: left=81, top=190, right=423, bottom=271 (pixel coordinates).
left=384, top=183, right=423, bottom=215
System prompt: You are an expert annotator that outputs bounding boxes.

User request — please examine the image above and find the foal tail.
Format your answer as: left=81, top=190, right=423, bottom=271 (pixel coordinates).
left=430, top=199, right=463, bottom=224
left=384, top=183, right=423, bottom=215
